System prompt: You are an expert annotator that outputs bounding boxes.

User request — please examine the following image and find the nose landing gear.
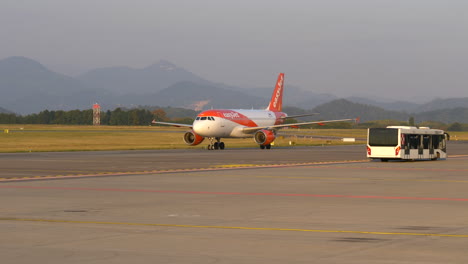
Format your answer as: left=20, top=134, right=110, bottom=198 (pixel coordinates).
left=207, top=137, right=225, bottom=150
left=259, top=144, right=272, bottom=149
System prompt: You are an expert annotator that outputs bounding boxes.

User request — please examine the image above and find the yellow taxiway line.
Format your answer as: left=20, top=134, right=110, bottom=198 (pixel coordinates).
left=0, top=160, right=368, bottom=182
left=1, top=217, right=468, bottom=238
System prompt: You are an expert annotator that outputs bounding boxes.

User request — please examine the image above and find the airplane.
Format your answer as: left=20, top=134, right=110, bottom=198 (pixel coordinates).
left=152, top=73, right=357, bottom=150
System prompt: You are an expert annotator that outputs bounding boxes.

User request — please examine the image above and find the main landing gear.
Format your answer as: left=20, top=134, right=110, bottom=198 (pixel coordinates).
left=207, top=137, right=225, bottom=150
left=259, top=144, right=272, bottom=149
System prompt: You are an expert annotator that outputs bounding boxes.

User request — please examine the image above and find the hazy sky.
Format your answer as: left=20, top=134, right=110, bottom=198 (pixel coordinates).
left=1, top=0, right=468, bottom=101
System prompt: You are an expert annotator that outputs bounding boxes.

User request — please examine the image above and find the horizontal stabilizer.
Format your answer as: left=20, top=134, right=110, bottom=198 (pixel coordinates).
left=281, top=113, right=320, bottom=119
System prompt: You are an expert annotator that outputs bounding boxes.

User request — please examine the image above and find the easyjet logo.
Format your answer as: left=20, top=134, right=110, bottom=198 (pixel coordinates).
left=273, top=75, right=283, bottom=108
left=223, top=112, right=240, bottom=118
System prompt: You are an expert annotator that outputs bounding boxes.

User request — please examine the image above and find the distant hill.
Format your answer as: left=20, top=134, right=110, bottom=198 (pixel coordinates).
left=345, top=97, right=421, bottom=113
left=138, top=99, right=468, bottom=124
left=78, top=60, right=212, bottom=95
left=0, top=106, right=13, bottom=114
left=414, top=98, right=468, bottom=113
left=242, top=85, right=337, bottom=109
left=0, top=57, right=266, bottom=114
left=415, top=107, right=468, bottom=123
left=0, top=56, right=107, bottom=114
left=138, top=106, right=198, bottom=119
left=1, top=56, right=467, bottom=123
left=148, top=81, right=265, bottom=109
left=311, top=99, right=468, bottom=123
left=345, top=96, right=468, bottom=114
left=312, top=99, right=409, bottom=122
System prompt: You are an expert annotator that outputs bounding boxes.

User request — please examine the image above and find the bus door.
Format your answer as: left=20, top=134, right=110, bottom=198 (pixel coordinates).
left=431, top=135, right=443, bottom=159
left=402, top=134, right=411, bottom=159
left=418, top=135, right=424, bottom=159
left=429, top=135, right=435, bottom=158
left=438, top=134, right=448, bottom=159
left=408, top=134, right=419, bottom=160
left=421, top=135, right=434, bottom=159
left=442, top=134, right=448, bottom=152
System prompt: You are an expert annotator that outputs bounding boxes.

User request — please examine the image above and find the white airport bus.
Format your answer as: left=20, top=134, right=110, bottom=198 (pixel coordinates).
left=367, top=126, right=448, bottom=161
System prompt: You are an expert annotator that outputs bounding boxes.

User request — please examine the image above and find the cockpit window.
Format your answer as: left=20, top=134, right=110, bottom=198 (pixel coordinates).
left=198, top=116, right=215, bottom=121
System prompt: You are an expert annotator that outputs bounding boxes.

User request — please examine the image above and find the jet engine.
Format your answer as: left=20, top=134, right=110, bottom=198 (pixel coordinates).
left=254, top=129, right=276, bottom=146
left=183, top=130, right=205, bottom=146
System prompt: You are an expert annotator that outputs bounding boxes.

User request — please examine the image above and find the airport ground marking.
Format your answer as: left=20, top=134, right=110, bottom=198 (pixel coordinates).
left=255, top=175, right=468, bottom=184
left=301, top=165, right=468, bottom=172
left=2, top=157, right=468, bottom=182
left=2, top=185, right=468, bottom=202
left=0, top=159, right=368, bottom=182
left=142, top=170, right=468, bottom=185
left=450, top=155, right=468, bottom=158
left=1, top=217, right=468, bottom=238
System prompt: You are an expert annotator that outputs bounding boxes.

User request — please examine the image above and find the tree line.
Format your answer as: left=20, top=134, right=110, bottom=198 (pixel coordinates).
left=0, top=108, right=193, bottom=126
left=0, top=108, right=466, bottom=131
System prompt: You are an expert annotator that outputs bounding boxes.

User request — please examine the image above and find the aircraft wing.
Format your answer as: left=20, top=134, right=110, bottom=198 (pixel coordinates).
left=152, top=120, right=193, bottom=128
left=281, top=113, right=320, bottom=119
left=241, top=118, right=357, bottom=133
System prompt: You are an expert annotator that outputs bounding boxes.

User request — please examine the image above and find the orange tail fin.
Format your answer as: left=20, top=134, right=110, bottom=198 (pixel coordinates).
left=266, top=73, right=285, bottom=112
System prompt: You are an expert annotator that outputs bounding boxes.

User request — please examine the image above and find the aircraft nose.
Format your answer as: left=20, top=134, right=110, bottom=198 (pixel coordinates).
left=193, top=121, right=207, bottom=136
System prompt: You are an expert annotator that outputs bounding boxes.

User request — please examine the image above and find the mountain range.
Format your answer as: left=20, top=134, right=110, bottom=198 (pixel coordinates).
left=0, top=56, right=106, bottom=114
left=0, top=106, right=12, bottom=114
left=0, top=56, right=467, bottom=123
left=78, top=60, right=212, bottom=95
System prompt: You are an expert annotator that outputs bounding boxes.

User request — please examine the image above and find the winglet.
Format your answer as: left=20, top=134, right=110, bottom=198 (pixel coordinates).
left=266, top=73, right=285, bottom=112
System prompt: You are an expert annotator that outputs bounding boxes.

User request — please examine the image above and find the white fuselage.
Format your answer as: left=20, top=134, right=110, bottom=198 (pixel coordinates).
left=193, top=109, right=283, bottom=138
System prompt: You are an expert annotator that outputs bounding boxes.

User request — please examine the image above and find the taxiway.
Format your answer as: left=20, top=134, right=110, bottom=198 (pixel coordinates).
left=1, top=142, right=468, bottom=263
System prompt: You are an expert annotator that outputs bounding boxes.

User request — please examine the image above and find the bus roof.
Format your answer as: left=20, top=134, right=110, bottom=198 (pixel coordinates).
left=386, top=126, right=418, bottom=129
left=384, top=126, right=444, bottom=135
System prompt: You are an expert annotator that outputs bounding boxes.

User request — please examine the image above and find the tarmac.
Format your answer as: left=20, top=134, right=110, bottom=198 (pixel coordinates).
left=1, top=142, right=468, bottom=263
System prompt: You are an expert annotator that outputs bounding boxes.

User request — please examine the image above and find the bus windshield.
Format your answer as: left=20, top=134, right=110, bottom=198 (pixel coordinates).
left=368, top=128, right=398, bottom=147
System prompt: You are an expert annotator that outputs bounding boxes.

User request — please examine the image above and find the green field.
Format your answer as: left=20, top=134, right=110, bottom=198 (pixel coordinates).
left=1, top=125, right=466, bottom=153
